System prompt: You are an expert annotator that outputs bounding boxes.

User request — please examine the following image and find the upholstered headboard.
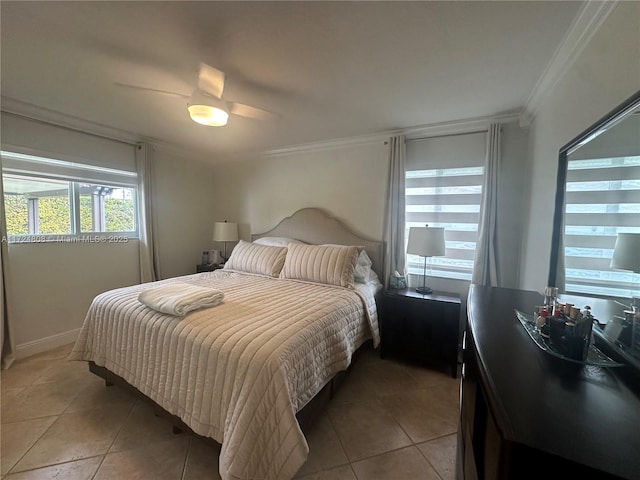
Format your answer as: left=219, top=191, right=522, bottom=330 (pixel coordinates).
left=251, top=208, right=384, bottom=279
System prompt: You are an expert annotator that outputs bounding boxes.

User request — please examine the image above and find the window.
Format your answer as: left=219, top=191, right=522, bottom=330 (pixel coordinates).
left=405, top=132, right=486, bottom=281
left=563, top=156, right=640, bottom=298
left=2, top=150, right=138, bottom=241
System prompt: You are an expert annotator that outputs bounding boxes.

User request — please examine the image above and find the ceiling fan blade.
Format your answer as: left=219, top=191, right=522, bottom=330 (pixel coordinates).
left=114, top=82, right=189, bottom=99
left=229, top=102, right=280, bottom=121
left=198, top=62, right=225, bottom=99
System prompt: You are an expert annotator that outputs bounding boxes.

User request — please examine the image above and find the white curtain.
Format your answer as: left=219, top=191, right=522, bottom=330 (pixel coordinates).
left=0, top=156, right=16, bottom=369
left=472, top=124, right=502, bottom=286
left=383, top=135, right=407, bottom=288
left=136, top=143, right=161, bottom=283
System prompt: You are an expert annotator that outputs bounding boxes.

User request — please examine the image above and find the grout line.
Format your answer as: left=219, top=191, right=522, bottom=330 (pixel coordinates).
left=180, top=436, right=193, bottom=480
left=372, top=395, right=415, bottom=445
left=104, top=396, right=139, bottom=454
left=347, top=443, right=418, bottom=465
left=4, top=415, right=60, bottom=475
left=7, top=453, right=105, bottom=477
left=0, top=412, right=59, bottom=427
left=90, top=454, right=108, bottom=480
left=415, top=444, right=444, bottom=480
left=348, top=462, right=360, bottom=479
left=89, top=388, right=138, bottom=479
left=415, top=431, right=459, bottom=480
left=325, top=411, right=350, bottom=466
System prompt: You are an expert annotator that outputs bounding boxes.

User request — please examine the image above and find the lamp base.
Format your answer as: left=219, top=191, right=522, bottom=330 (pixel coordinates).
left=415, top=286, right=433, bottom=295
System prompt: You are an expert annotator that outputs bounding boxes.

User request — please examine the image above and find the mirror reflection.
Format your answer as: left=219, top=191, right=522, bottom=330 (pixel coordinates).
left=564, top=106, right=640, bottom=298
left=550, top=91, right=640, bottom=370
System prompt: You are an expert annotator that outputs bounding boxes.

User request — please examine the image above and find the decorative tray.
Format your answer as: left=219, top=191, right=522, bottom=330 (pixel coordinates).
left=514, top=310, right=623, bottom=367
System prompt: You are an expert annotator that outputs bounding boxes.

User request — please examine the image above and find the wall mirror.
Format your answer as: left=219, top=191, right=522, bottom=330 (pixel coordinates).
left=549, top=90, right=640, bottom=370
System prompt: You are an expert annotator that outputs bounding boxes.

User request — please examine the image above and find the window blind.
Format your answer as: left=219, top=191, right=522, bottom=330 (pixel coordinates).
left=564, top=156, right=640, bottom=297
left=2, top=151, right=137, bottom=187
left=406, top=132, right=486, bottom=281
left=0, top=112, right=136, bottom=172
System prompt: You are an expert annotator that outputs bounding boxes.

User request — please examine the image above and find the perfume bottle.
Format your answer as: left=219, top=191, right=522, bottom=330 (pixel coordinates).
left=536, top=307, right=549, bottom=338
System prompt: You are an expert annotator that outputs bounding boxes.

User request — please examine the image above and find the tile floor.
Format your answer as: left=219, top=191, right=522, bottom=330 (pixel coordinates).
left=1, top=343, right=460, bottom=480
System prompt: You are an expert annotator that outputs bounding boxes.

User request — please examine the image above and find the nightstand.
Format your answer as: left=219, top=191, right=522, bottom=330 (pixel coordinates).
left=381, top=288, right=462, bottom=377
left=196, top=264, right=223, bottom=273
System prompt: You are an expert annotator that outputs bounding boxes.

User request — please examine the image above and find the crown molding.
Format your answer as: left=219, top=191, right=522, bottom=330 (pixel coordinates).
left=1, top=96, right=141, bottom=145
left=520, top=1, right=618, bottom=127
left=260, top=130, right=392, bottom=158
left=0, top=96, right=520, bottom=164
left=402, top=111, right=521, bottom=140
left=261, top=111, right=521, bottom=158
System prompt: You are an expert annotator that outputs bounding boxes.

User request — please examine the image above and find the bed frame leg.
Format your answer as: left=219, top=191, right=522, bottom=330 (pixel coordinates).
left=105, top=380, right=114, bottom=387
left=172, top=426, right=183, bottom=435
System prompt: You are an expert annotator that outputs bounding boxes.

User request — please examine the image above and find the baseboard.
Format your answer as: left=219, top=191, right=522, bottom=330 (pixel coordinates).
left=15, top=329, right=80, bottom=359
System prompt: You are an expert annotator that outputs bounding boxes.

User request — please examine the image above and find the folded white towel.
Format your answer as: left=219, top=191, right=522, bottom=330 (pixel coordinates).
left=138, top=282, right=225, bottom=316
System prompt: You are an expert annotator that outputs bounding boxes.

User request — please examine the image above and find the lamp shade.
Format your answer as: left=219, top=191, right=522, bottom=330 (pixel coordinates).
left=610, top=233, right=640, bottom=273
left=188, top=90, right=229, bottom=126
left=407, top=226, right=446, bottom=257
left=212, top=221, right=238, bottom=242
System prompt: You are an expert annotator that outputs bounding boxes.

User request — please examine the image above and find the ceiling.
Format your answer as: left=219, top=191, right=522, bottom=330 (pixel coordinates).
left=1, top=1, right=583, bottom=161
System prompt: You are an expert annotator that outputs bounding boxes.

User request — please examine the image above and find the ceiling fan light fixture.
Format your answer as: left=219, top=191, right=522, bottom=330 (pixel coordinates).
left=188, top=90, right=229, bottom=126
left=188, top=104, right=229, bottom=126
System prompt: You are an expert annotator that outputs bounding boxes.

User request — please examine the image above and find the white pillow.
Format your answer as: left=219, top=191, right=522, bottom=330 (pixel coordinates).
left=280, top=243, right=360, bottom=288
left=354, top=250, right=374, bottom=284
left=223, top=240, right=287, bottom=277
left=366, top=268, right=381, bottom=286
left=253, top=236, right=305, bottom=247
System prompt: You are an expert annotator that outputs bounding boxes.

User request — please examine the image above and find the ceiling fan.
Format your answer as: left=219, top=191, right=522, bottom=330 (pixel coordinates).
left=115, top=62, right=279, bottom=127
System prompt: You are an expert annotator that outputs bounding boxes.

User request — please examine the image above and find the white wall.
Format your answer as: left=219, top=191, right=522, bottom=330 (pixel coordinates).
left=7, top=241, right=141, bottom=355
left=211, top=141, right=390, bottom=242
left=1, top=114, right=218, bottom=356
left=519, top=2, right=640, bottom=292
left=153, top=147, right=219, bottom=279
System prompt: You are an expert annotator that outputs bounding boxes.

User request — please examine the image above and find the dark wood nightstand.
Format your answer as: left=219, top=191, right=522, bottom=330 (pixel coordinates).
left=381, top=288, right=462, bottom=377
left=196, top=264, right=223, bottom=273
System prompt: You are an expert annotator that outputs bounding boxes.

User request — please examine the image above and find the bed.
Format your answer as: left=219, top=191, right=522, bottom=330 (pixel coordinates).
left=69, top=208, right=384, bottom=480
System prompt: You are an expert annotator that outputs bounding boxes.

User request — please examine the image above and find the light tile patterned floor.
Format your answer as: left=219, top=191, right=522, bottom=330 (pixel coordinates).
left=1, top=343, right=460, bottom=480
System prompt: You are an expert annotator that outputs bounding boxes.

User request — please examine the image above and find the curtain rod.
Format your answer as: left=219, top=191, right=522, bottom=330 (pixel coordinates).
left=1, top=110, right=139, bottom=147
left=406, top=128, right=490, bottom=143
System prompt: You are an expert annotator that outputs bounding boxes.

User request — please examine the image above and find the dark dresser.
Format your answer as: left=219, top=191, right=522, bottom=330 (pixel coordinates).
left=459, top=285, right=640, bottom=480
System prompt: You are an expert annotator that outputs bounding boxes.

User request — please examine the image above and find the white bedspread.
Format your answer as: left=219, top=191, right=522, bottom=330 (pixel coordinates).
left=69, top=270, right=380, bottom=480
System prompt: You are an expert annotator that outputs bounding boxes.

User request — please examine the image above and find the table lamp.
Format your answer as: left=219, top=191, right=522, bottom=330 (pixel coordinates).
left=406, top=225, right=446, bottom=294
left=212, top=221, right=239, bottom=262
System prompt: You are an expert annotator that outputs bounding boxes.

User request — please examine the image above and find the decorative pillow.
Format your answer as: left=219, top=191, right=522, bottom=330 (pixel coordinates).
left=223, top=240, right=287, bottom=277
left=321, top=244, right=372, bottom=284
left=253, top=236, right=306, bottom=247
left=280, top=243, right=361, bottom=288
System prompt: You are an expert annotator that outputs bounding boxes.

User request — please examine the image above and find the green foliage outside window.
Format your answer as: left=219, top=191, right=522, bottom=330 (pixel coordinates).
left=4, top=191, right=135, bottom=235
left=79, top=196, right=92, bottom=232
left=36, top=196, right=71, bottom=234
left=105, top=198, right=135, bottom=232
left=4, top=194, right=28, bottom=235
